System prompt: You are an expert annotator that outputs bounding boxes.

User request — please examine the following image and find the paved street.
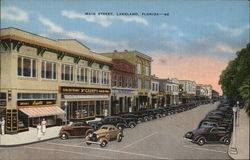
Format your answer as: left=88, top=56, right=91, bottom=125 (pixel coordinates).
left=0, top=102, right=230, bottom=160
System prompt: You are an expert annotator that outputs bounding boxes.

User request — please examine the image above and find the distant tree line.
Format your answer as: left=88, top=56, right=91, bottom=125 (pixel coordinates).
left=219, top=43, right=250, bottom=116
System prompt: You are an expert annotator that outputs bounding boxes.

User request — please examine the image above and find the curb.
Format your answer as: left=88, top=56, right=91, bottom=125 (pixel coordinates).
left=0, top=136, right=59, bottom=147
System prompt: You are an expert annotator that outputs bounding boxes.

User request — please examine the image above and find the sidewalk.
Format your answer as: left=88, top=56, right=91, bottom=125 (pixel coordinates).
left=228, top=109, right=250, bottom=160
left=0, top=126, right=62, bottom=146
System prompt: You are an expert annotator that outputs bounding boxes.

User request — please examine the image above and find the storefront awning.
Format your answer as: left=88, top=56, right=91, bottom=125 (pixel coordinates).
left=19, top=106, right=65, bottom=118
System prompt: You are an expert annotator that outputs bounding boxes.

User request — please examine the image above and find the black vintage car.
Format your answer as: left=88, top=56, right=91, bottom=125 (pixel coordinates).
left=88, top=116, right=128, bottom=131
left=184, top=127, right=231, bottom=146
left=120, top=113, right=138, bottom=128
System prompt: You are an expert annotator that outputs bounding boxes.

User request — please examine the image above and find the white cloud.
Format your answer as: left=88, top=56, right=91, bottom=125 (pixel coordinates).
left=215, top=23, right=249, bottom=37
left=1, top=6, right=29, bottom=22
left=38, top=16, right=129, bottom=48
left=213, top=43, right=236, bottom=53
left=61, top=10, right=148, bottom=27
left=160, top=23, right=177, bottom=30
left=38, top=16, right=64, bottom=33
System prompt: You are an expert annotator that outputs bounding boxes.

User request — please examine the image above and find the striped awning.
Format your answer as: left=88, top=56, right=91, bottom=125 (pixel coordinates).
left=19, top=106, right=65, bottom=118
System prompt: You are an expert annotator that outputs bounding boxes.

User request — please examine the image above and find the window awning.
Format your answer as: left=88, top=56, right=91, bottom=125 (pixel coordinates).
left=19, top=106, right=65, bottom=118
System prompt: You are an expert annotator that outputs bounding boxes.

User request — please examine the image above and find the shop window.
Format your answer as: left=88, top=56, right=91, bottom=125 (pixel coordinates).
left=91, top=69, right=100, bottom=84
left=41, top=61, right=57, bottom=80
left=61, top=64, right=73, bottom=81
left=89, top=101, right=95, bottom=116
left=17, top=56, right=37, bottom=78
left=77, top=67, right=88, bottom=83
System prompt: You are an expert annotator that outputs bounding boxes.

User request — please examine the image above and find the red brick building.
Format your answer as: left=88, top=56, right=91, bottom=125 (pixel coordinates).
left=110, top=59, right=135, bottom=115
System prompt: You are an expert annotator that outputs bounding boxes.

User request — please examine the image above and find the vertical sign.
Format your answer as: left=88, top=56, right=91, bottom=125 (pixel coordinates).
left=6, top=109, right=18, bottom=133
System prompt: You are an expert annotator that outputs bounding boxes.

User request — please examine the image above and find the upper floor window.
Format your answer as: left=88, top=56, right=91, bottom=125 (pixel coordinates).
left=91, top=69, right=100, bottom=84
left=136, top=64, right=141, bottom=74
left=144, top=66, right=150, bottom=76
left=113, top=74, right=117, bottom=87
left=77, top=67, right=89, bottom=83
left=42, top=61, right=56, bottom=80
left=152, top=83, right=155, bottom=91
left=18, top=56, right=37, bottom=78
left=137, top=78, right=142, bottom=89
left=61, top=64, right=74, bottom=81
left=144, top=80, right=150, bottom=89
left=118, top=75, right=122, bottom=87
left=102, top=71, right=109, bottom=85
left=17, top=93, right=57, bottom=100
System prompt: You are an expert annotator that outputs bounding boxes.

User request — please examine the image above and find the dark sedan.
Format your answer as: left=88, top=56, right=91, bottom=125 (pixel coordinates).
left=184, top=127, right=231, bottom=146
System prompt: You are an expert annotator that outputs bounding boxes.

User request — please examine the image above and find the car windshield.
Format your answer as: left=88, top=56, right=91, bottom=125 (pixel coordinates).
left=101, top=126, right=108, bottom=130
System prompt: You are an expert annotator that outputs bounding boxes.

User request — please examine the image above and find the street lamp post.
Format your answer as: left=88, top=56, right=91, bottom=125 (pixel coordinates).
left=230, top=106, right=238, bottom=154
left=236, top=101, right=240, bottom=126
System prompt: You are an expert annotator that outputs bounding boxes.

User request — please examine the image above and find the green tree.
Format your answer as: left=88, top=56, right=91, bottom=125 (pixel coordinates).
left=219, top=43, right=250, bottom=116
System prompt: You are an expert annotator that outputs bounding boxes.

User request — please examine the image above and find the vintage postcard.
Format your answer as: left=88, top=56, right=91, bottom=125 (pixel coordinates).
left=0, top=0, right=249, bottom=159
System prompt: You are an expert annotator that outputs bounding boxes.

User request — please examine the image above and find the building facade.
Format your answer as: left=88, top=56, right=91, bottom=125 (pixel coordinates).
left=159, top=78, right=179, bottom=106
left=110, top=59, right=135, bottom=115
left=102, top=50, right=152, bottom=111
left=150, top=75, right=160, bottom=108
left=179, top=80, right=196, bottom=103
left=196, top=84, right=213, bottom=101
left=0, top=28, right=112, bottom=133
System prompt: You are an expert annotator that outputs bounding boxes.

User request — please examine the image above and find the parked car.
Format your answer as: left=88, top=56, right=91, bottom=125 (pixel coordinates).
left=120, top=113, right=138, bottom=128
left=84, top=125, right=123, bottom=147
left=88, top=116, right=128, bottom=131
left=59, top=121, right=94, bottom=140
left=184, top=127, right=231, bottom=146
left=131, top=111, right=150, bottom=122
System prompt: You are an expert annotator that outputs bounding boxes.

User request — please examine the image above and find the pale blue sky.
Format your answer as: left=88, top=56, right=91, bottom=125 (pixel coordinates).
left=1, top=0, right=249, bottom=93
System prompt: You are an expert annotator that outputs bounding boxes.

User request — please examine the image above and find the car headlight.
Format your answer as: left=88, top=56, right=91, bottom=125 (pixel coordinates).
left=96, top=135, right=99, bottom=138
left=89, top=133, right=93, bottom=137
left=185, top=132, right=193, bottom=138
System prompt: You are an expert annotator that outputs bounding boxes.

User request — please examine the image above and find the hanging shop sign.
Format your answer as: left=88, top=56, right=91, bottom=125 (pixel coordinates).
left=17, top=100, right=56, bottom=106
left=60, top=86, right=111, bottom=95
left=6, top=109, right=18, bottom=133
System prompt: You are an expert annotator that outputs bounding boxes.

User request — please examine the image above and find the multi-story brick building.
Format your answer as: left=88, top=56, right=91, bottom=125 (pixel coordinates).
left=102, top=50, right=152, bottom=111
left=0, top=28, right=112, bottom=133
left=110, top=59, right=135, bottom=115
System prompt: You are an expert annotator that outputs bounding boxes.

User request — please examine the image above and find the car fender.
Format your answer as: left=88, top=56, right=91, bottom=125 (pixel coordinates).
left=98, top=137, right=108, bottom=143
left=117, top=123, right=128, bottom=128
left=194, top=135, right=206, bottom=142
left=85, top=129, right=94, bottom=137
left=220, top=135, right=230, bottom=142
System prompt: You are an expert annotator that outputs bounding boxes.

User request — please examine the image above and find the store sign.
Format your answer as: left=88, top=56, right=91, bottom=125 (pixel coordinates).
left=17, top=100, right=56, bottom=106
left=60, top=86, right=111, bottom=95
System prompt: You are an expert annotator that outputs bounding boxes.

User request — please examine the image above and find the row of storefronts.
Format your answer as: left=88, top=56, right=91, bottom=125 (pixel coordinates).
left=0, top=27, right=214, bottom=134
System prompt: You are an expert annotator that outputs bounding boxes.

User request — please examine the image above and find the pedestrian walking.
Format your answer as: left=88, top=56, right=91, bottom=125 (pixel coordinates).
left=0, top=117, right=5, bottom=135
left=37, top=123, right=42, bottom=140
left=41, top=118, right=47, bottom=135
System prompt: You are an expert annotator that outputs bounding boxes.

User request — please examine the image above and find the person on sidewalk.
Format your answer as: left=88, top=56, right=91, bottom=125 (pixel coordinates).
left=37, top=122, right=42, bottom=140
left=41, top=118, right=47, bottom=136
left=0, top=117, right=5, bottom=135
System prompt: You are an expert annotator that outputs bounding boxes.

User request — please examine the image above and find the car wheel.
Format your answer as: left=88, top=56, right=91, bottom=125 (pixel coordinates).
left=138, top=118, right=143, bottom=123
left=117, top=135, right=123, bottom=142
left=117, top=126, right=123, bottom=131
left=198, top=138, right=206, bottom=146
left=144, top=117, right=149, bottom=122
left=149, top=115, right=154, bottom=120
left=100, top=140, right=108, bottom=147
left=224, top=138, right=230, bottom=145
left=60, top=133, right=68, bottom=140
left=129, top=122, right=136, bottom=128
